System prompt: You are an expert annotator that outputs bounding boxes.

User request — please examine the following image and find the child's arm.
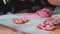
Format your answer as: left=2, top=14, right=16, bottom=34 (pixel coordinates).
left=48, top=0, right=60, bottom=6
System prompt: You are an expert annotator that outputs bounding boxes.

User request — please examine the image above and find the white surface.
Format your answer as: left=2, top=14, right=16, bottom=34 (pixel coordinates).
left=29, top=28, right=49, bottom=34
left=0, top=14, right=49, bottom=34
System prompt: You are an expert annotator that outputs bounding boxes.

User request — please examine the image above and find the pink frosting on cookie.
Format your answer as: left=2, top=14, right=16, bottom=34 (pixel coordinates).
left=22, top=8, right=52, bottom=18
left=37, top=17, right=59, bottom=31
left=36, top=8, right=53, bottom=18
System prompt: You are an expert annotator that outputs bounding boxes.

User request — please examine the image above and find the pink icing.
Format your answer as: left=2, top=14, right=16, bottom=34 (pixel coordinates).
left=22, top=13, right=41, bottom=18
left=45, top=25, right=55, bottom=30
left=36, top=8, right=53, bottom=18
left=22, top=8, right=53, bottom=18
left=38, top=18, right=59, bottom=31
